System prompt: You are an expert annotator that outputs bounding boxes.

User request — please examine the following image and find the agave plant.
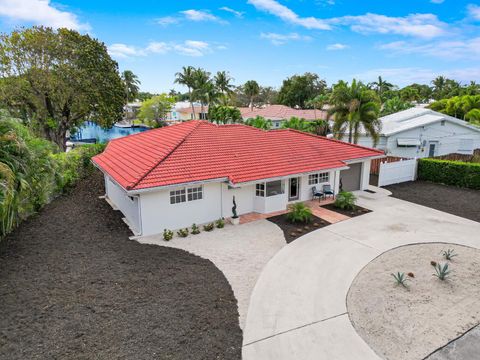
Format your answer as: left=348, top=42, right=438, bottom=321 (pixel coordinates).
left=433, top=263, right=451, bottom=281
left=391, top=272, right=409, bottom=287
left=442, top=249, right=457, bottom=261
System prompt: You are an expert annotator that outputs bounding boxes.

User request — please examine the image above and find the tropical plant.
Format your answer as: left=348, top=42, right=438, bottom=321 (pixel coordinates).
left=433, top=262, right=451, bottom=280
left=244, top=116, right=272, bottom=130
left=137, top=94, right=175, bottom=127
left=329, top=79, right=381, bottom=145
left=203, top=223, right=215, bottom=232
left=391, top=272, right=409, bottom=287
left=177, top=228, right=189, bottom=237
left=191, top=223, right=200, bottom=234
left=281, top=117, right=313, bottom=132
left=334, top=191, right=357, bottom=210
left=192, top=68, right=215, bottom=115
left=122, top=70, right=141, bottom=103
left=442, top=249, right=457, bottom=261
left=175, top=66, right=197, bottom=119
left=370, top=76, right=394, bottom=100
left=306, top=94, right=330, bottom=120
left=308, top=119, right=330, bottom=136
left=215, top=218, right=225, bottom=228
left=277, top=72, right=327, bottom=108
left=208, top=106, right=242, bottom=124
left=214, top=71, right=234, bottom=104
left=163, top=229, right=174, bottom=241
left=0, top=27, right=125, bottom=150
left=286, top=203, right=313, bottom=224
left=381, top=97, right=414, bottom=116
left=244, top=80, right=260, bottom=110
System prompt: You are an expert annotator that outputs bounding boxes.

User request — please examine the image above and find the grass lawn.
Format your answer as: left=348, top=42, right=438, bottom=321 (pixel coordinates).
left=0, top=172, right=242, bottom=360
left=385, top=180, right=480, bottom=223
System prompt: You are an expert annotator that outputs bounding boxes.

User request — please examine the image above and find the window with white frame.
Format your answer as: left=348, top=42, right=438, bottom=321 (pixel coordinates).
left=255, top=183, right=265, bottom=197
left=187, top=186, right=203, bottom=201
left=170, top=188, right=186, bottom=204
left=308, top=172, right=329, bottom=185
left=266, top=180, right=284, bottom=196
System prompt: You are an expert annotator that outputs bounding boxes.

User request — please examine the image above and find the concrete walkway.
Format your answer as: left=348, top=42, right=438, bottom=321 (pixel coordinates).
left=243, top=190, right=480, bottom=359
left=137, top=220, right=286, bottom=329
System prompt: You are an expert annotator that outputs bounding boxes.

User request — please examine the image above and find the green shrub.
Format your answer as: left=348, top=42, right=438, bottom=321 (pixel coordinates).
left=177, top=228, right=189, bottom=237
left=163, top=229, right=174, bottom=241
left=203, top=223, right=215, bottom=232
left=391, top=272, right=409, bottom=287
left=286, top=203, right=313, bottom=224
left=433, top=263, right=451, bottom=281
left=191, top=223, right=200, bottom=235
left=418, top=158, right=480, bottom=190
left=215, top=218, right=225, bottom=228
left=334, top=191, right=357, bottom=210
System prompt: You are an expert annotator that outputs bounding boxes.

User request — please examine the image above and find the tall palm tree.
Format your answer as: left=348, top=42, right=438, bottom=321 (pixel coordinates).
left=370, top=76, right=393, bottom=99
left=192, top=68, right=213, bottom=117
left=244, top=80, right=260, bottom=111
left=175, top=66, right=196, bottom=119
left=432, top=76, right=447, bottom=100
left=306, top=94, right=330, bottom=120
left=329, top=79, right=381, bottom=145
left=121, top=70, right=141, bottom=104
left=214, top=71, right=234, bottom=104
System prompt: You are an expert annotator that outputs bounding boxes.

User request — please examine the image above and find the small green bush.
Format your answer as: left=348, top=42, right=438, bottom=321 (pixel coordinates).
left=177, top=228, right=189, bottom=237
left=216, top=218, right=225, bottom=228
left=163, top=229, right=174, bottom=241
left=334, top=191, right=357, bottom=210
left=191, top=223, right=200, bottom=235
left=418, top=158, right=480, bottom=190
left=433, top=263, right=451, bottom=280
left=286, top=203, right=313, bottom=224
left=203, top=223, right=215, bottom=232
left=391, top=272, right=409, bottom=287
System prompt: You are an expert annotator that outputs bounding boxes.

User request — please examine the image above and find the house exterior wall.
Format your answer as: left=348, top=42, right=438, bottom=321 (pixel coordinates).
left=105, top=176, right=140, bottom=234
left=221, top=183, right=255, bottom=218
left=358, top=121, right=480, bottom=158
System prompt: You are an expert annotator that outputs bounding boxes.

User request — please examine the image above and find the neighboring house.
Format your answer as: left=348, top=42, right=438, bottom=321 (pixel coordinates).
left=239, top=104, right=328, bottom=128
left=124, top=101, right=142, bottom=120
left=93, top=121, right=383, bottom=236
left=167, top=102, right=208, bottom=122
left=357, top=108, right=480, bottom=158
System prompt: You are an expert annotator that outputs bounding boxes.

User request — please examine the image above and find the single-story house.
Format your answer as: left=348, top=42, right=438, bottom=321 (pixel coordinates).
left=239, top=104, right=328, bottom=128
left=167, top=101, right=208, bottom=123
left=92, top=121, right=383, bottom=236
left=356, top=108, right=480, bottom=158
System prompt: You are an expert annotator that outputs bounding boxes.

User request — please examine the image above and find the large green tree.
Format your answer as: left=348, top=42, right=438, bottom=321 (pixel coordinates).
left=175, top=66, right=197, bottom=119
left=121, top=70, right=141, bottom=103
left=381, top=97, right=414, bottom=116
left=0, top=27, right=124, bottom=150
left=244, top=80, right=260, bottom=110
left=214, top=71, right=234, bottom=104
left=329, top=79, right=381, bottom=145
left=208, top=105, right=241, bottom=124
left=369, top=76, right=394, bottom=100
left=137, top=94, right=175, bottom=127
left=277, top=72, right=327, bottom=109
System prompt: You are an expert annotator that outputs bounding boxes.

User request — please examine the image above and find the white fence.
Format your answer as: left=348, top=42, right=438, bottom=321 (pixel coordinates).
left=378, top=158, right=417, bottom=187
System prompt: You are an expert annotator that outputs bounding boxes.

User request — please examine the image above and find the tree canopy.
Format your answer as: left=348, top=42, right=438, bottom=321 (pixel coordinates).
left=0, top=27, right=125, bottom=150
left=208, top=105, right=241, bottom=124
left=277, top=72, right=327, bottom=109
left=137, top=94, right=175, bottom=127
left=122, top=70, right=141, bottom=103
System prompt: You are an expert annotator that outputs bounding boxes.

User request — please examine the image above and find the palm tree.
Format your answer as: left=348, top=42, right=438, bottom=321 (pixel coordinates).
left=432, top=76, right=447, bottom=100
left=329, top=79, right=381, bottom=145
left=121, top=70, right=141, bottom=104
left=306, top=94, right=329, bottom=120
left=244, top=116, right=272, bottom=130
left=192, top=68, right=213, bottom=117
left=244, top=80, right=260, bottom=111
left=175, top=66, right=196, bottom=119
left=281, top=117, right=313, bottom=132
left=370, top=76, right=394, bottom=99
left=214, top=71, right=234, bottom=104
left=309, top=120, right=330, bottom=136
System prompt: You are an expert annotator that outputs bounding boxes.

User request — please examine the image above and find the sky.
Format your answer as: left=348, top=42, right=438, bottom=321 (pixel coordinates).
left=0, top=0, right=480, bottom=93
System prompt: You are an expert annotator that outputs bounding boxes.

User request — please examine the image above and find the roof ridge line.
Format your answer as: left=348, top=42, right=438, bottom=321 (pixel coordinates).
left=127, top=121, right=203, bottom=190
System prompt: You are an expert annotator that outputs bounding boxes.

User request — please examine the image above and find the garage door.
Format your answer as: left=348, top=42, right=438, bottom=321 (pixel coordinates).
left=340, top=162, right=362, bottom=191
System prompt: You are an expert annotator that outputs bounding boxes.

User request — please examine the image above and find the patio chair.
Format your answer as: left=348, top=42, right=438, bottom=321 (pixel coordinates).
left=311, top=186, right=324, bottom=201
left=322, top=184, right=335, bottom=199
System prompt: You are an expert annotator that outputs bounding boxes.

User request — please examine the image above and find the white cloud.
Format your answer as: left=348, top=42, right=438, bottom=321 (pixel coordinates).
left=327, top=43, right=348, bottom=50
left=468, top=4, right=480, bottom=20
left=248, top=0, right=331, bottom=30
left=108, top=40, right=213, bottom=58
left=260, top=32, right=311, bottom=45
left=156, top=16, right=179, bottom=26
left=181, top=9, right=221, bottom=22
left=379, top=37, right=480, bottom=59
left=219, top=6, right=244, bottom=18
left=0, top=0, right=89, bottom=30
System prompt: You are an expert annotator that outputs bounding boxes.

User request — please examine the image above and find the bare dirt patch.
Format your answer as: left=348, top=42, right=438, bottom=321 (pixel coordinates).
left=267, top=214, right=330, bottom=243
left=347, top=243, right=480, bottom=360
left=321, top=203, right=371, bottom=218
left=0, top=172, right=242, bottom=360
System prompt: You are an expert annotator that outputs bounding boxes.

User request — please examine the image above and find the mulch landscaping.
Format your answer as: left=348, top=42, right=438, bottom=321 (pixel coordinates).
left=267, top=214, right=330, bottom=243
left=0, top=172, right=242, bottom=360
left=321, top=203, right=372, bottom=218
left=385, top=180, right=480, bottom=223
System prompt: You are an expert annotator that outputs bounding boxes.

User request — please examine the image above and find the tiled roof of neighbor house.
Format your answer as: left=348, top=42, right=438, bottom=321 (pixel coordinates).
left=92, top=121, right=383, bottom=191
left=239, top=104, right=328, bottom=121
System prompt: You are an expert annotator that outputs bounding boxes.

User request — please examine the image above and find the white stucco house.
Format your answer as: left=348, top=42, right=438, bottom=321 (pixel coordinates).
left=357, top=108, right=480, bottom=158
left=93, top=121, right=384, bottom=236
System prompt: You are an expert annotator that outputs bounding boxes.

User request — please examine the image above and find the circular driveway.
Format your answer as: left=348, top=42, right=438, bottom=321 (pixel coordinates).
left=242, top=191, right=480, bottom=359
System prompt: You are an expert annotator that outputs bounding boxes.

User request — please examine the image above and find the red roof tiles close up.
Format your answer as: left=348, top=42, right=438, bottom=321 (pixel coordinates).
left=92, top=121, right=383, bottom=191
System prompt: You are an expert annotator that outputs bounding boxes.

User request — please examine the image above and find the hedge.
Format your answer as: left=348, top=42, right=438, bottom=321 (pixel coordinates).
left=418, top=158, right=480, bottom=190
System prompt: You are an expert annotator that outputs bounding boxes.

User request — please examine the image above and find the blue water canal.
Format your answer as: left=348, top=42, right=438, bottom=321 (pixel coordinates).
left=70, top=121, right=150, bottom=143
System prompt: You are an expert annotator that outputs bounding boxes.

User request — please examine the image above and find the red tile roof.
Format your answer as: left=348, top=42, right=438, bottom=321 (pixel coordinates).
left=92, top=121, right=383, bottom=191
left=239, top=104, right=328, bottom=121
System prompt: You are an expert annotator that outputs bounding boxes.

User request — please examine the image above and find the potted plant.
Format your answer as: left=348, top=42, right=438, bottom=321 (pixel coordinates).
left=230, top=196, right=240, bottom=225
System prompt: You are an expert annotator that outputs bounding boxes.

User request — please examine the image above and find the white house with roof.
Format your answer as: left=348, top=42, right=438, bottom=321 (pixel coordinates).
left=92, top=121, right=383, bottom=236
left=357, top=108, right=480, bottom=158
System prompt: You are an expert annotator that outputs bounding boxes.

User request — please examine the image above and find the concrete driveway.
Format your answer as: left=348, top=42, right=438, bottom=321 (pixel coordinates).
left=243, top=190, right=480, bottom=359
left=137, top=220, right=286, bottom=329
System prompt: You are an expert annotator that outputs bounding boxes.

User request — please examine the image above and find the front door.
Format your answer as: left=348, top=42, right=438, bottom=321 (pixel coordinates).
left=289, top=177, right=300, bottom=201
left=428, top=142, right=437, bottom=157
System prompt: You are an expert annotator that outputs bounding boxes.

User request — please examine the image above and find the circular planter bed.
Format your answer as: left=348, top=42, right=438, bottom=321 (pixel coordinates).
left=267, top=214, right=330, bottom=243
left=347, top=243, right=480, bottom=360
